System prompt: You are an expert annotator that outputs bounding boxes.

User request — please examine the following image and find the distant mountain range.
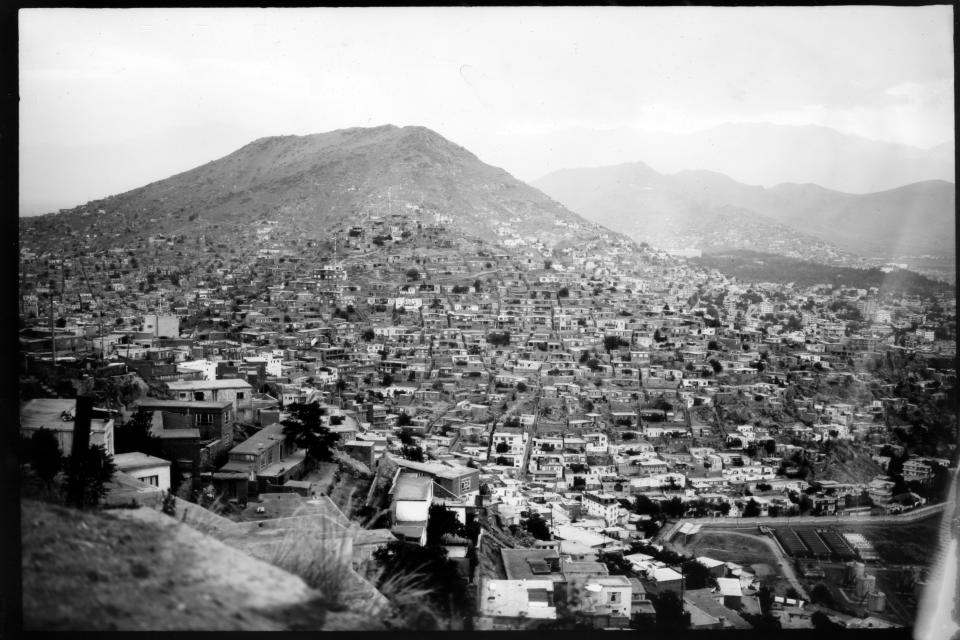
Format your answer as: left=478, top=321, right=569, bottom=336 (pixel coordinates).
left=534, top=161, right=955, bottom=262
left=20, top=125, right=620, bottom=251
left=504, top=123, right=954, bottom=194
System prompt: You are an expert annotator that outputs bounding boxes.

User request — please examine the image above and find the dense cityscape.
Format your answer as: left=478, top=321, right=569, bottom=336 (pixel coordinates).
left=15, top=5, right=956, bottom=636
left=17, top=190, right=958, bottom=631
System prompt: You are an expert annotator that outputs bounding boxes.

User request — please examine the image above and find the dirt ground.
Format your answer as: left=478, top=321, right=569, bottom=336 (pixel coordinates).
left=670, top=528, right=806, bottom=597
left=19, top=499, right=382, bottom=631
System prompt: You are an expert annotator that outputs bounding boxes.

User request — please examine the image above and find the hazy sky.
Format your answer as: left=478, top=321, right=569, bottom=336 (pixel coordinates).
left=19, top=6, right=954, bottom=214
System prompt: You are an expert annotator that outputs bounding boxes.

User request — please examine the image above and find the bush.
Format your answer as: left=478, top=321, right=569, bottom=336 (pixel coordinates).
left=28, top=427, right=63, bottom=484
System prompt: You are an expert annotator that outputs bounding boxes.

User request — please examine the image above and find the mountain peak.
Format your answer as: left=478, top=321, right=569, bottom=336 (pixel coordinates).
left=29, top=125, right=623, bottom=252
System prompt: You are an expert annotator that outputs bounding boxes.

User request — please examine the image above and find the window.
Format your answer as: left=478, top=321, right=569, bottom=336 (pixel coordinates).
left=609, top=591, right=621, bottom=604
left=141, top=475, right=159, bottom=486
left=194, top=391, right=206, bottom=401
left=236, top=392, right=245, bottom=400
left=196, top=413, right=213, bottom=426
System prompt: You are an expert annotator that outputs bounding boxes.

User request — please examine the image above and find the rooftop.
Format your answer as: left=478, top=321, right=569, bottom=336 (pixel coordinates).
left=113, top=452, right=172, bottom=472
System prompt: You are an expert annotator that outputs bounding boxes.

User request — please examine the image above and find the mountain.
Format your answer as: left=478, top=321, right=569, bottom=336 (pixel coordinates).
left=533, top=162, right=955, bottom=263
left=486, top=123, right=954, bottom=193
left=20, top=125, right=613, bottom=250
left=19, top=122, right=263, bottom=217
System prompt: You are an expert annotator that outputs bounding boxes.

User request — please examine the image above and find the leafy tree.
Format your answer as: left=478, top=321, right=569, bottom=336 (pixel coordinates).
left=810, top=584, right=834, bottom=607
left=382, top=373, right=394, bottom=387
left=651, top=591, right=689, bottom=630
left=281, top=403, right=339, bottom=464
left=662, top=496, right=686, bottom=518
left=604, top=335, right=626, bottom=352
left=634, top=495, right=661, bottom=516
left=115, top=410, right=164, bottom=458
left=28, top=427, right=63, bottom=484
left=397, top=413, right=413, bottom=427
left=515, top=382, right=527, bottom=393
left=558, top=287, right=569, bottom=298
left=63, top=444, right=117, bottom=509
left=811, top=611, right=841, bottom=630
left=742, top=499, right=762, bottom=517
left=486, top=331, right=511, bottom=347
left=405, top=268, right=420, bottom=281
left=399, top=428, right=416, bottom=445
left=682, top=559, right=716, bottom=589
left=403, top=445, right=425, bottom=462
left=427, top=504, right=467, bottom=545
left=495, top=442, right=510, bottom=454
left=362, top=328, right=376, bottom=341
left=757, top=585, right=774, bottom=613
left=523, top=513, right=552, bottom=541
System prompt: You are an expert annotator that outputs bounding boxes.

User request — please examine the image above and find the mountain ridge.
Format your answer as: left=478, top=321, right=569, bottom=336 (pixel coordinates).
left=20, top=124, right=628, bottom=254
left=534, top=161, right=955, bottom=263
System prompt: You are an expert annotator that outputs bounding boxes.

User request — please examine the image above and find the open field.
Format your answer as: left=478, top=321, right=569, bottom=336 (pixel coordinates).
left=835, top=516, right=941, bottom=567
left=669, top=528, right=803, bottom=596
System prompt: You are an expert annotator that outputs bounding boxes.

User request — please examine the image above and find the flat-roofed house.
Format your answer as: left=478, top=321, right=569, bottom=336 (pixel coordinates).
left=214, top=422, right=306, bottom=499
left=390, top=473, right=433, bottom=546
left=20, top=398, right=115, bottom=456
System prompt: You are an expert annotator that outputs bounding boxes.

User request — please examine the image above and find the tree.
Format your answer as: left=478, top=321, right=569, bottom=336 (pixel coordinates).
left=362, top=328, right=376, bottom=341
left=810, top=584, right=834, bottom=607
left=604, top=335, right=626, bottom=352
left=558, top=286, right=569, bottom=298
left=405, top=268, right=420, bottom=281
left=742, top=499, right=762, bottom=517
left=63, top=444, right=117, bottom=509
left=427, top=504, right=467, bottom=545
left=651, top=591, right=689, bottom=630
left=397, top=413, right=413, bottom=427
left=811, top=611, right=841, bottom=630
left=757, top=585, right=774, bottom=613
left=382, top=373, right=394, bottom=387
left=115, top=410, right=164, bottom=458
left=399, top=428, right=416, bottom=446
left=495, top=442, right=510, bottom=454
left=516, top=382, right=527, bottom=393
left=403, top=445, right=425, bottom=462
left=281, top=403, right=339, bottom=464
left=682, top=559, right=716, bottom=590
left=28, top=427, right=63, bottom=484
left=523, top=513, right=552, bottom=541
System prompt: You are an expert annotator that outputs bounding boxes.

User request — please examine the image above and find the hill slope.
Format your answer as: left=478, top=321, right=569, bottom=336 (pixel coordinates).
left=21, top=125, right=610, bottom=251
left=534, top=161, right=955, bottom=262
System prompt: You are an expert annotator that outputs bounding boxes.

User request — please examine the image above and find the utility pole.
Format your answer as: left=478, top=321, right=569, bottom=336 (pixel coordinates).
left=49, top=294, right=57, bottom=367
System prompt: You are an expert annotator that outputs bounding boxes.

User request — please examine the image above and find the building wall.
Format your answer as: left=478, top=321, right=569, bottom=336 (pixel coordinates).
left=124, top=464, right=171, bottom=492
left=396, top=499, right=430, bottom=522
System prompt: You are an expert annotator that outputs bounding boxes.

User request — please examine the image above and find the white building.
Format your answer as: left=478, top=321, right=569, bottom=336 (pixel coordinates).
left=113, top=452, right=172, bottom=491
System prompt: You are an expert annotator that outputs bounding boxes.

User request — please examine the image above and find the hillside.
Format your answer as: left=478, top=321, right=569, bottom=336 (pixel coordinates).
left=19, top=125, right=613, bottom=251
left=534, top=161, right=955, bottom=263
left=20, top=499, right=381, bottom=631
left=691, top=250, right=952, bottom=297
